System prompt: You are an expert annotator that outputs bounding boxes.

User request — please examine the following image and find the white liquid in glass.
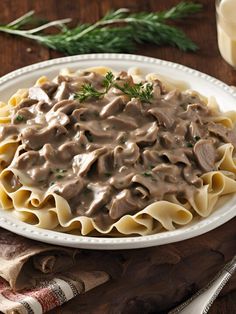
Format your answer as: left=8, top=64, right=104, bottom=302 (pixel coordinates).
left=217, top=0, right=236, bottom=67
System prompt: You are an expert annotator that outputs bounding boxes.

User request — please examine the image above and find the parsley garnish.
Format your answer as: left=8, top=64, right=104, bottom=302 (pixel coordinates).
left=56, top=169, right=66, bottom=173
left=105, top=172, right=112, bottom=177
left=186, top=142, right=193, bottom=148
left=85, top=131, right=94, bottom=142
left=186, top=136, right=201, bottom=148
left=143, top=172, right=153, bottom=177
left=113, top=82, right=153, bottom=103
left=15, top=115, right=25, bottom=122
left=76, top=71, right=114, bottom=102
left=194, top=136, right=201, bottom=141
left=119, top=135, right=127, bottom=144
left=75, top=83, right=104, bottom=102
left=75, top=71, right=153, bottom=103
left=103, top=71, right=115, bottom=92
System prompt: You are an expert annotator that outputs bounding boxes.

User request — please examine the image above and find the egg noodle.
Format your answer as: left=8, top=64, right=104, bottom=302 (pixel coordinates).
left=0, top=67, right=235, bottom=236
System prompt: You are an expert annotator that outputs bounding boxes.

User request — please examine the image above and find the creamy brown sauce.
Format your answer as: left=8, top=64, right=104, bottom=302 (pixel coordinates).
left=2, top=71, right=236, bottom=228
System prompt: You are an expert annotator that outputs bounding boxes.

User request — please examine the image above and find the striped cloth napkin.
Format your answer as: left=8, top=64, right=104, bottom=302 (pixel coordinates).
left=0, top=229, right=109, bottom=314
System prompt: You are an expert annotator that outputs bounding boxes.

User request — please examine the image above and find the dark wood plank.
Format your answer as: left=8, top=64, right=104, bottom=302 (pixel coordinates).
left=0, top=1, right=235, bottom=313
left=0, top=0, right=235, bottom=85
left=144, top=0, right=235, bottom=86
left=209, top=290, right=236, bottom=314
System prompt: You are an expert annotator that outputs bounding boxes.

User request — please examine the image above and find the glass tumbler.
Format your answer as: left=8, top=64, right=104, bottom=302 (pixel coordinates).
left=216, top=0, right=236, bottom=68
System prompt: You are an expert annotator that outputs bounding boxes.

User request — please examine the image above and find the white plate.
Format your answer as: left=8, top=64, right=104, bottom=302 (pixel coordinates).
left=0, top=53, right=235, bottom=250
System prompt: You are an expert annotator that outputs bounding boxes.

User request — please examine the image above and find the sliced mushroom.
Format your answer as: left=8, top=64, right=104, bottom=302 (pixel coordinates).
left=108, top=189, right=142, bottom=220
left=47, top=111, right=70, bottom=127
left=97, top=151, right=114, bottom=175
left=164, top=89, right=180, bottom=102
left=86, top=183, right=112, bottom=216
left=73, top=147, right=107, bottom=176
left=193, top=139, right=216, bottom=172
left=159, top=149, right=191, bottom=166
left=21, top=124, right=68, bottom=150
left=28, top=87, right=51, bottom=103
left=71, top=108, right=91, bottom=122
left=124, top=98, right=142, bottom=116
left=133, top=122, right=159, bottom=146
left=55, top=178, right=84, bottom=200
left=174, top=119, right=189, bottom=137
left=0, top=125, right=18, bottom=140
left=17, top=98, right=38, bottom=109
left=79, top=121, right=114, bottom=141
left=159, top=132, right=176, bottom=147
left=131, top=174, right=157, bottom=197
left=107, top=115, right=138, bottom=130
left=153, top=163, right=181, bottom=184
left=142, top=149, right=161, bottom=167
left=148, top=107, right=174, bottom=128
left=208, top=122, right=236, bottom=148
left=13, top=109, right=34, bottom=123
left=110, top=172, right=134, bottom=189
left=13, top=151, right=40, bottom=170
left=100, top=96, right=125, bottom=118
left=183, top=166, right=203, bottom=188
left=114, top=142, right=140, bottom=167
left=53, top=100, right=79, bottom=114
left=53, top=82, right=71, bottom=101
left=188, top=121, right=202, bottom=140
left=28, top=166, right=52, bottom=184
left=41, top=82, right=58, bottom=97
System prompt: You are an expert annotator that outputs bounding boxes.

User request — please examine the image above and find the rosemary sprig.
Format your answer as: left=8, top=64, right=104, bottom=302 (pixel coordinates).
left=0, top=2, right=202, bottom=54
left=75, top=71, right=154, bottom=103
left=154, top=1, right=203, bottom=20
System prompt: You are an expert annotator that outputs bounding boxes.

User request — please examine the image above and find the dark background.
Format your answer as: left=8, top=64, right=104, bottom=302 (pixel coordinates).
left=0, top=0, right=235, bottom=313
left=0, top=0, right=235, bottom=86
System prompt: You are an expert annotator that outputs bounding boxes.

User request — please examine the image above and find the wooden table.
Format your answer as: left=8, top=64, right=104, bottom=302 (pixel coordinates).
left=0, top=0, right=235, bottom=313
left=0, top=0, right=235, bottom=86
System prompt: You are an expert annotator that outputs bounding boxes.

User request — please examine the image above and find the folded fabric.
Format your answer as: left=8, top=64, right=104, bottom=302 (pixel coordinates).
left=0, top=229, right=109, bottom=314
left=0, top=270, right=108, bottom=314
left=0, top=218, right=235, bottom=314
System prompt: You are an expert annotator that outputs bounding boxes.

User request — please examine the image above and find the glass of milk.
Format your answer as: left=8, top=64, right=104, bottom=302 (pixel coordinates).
left=216, top=0, right=236, bottom=68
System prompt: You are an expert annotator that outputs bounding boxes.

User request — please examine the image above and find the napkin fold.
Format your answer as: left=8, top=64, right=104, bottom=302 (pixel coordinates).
left=0, top=217, right=235, bottom=314
left=0, top=229, right=109, bottom=314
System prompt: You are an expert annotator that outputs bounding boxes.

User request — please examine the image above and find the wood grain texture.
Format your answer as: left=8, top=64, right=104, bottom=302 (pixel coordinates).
left=0, top=1, right=235, bottom=313
left=0, top=0, right=235, bottom=85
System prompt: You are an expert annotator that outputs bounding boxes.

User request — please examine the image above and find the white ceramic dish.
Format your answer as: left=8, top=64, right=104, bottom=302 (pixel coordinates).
left=0, top=53, right=235, bottom=250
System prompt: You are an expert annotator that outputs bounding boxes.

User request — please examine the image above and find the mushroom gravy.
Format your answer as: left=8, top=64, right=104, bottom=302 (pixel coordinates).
left=2, top=71, right=236, bottom=228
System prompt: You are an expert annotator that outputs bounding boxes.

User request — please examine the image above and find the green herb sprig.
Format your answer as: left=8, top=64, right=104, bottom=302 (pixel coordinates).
left=75, top=83, right=105, bottom=102
left=76, top=71, right=115, bottom=102
left=0, top=2, right=202, bottom=54
left=113, top=82, right=154, bottom=103
left=143, top=172, right=153, bottom=177
left=15, top=114, right=25, bottom=122
left=75, top=71, right=154, bottom=103
left=186, top=136, right=201, bottom=148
